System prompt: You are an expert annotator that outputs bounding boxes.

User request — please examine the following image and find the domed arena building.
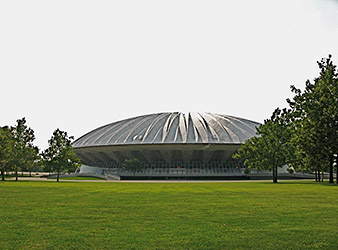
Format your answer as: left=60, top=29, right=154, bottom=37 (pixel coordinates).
left=73, top=112, right=261, bottom=179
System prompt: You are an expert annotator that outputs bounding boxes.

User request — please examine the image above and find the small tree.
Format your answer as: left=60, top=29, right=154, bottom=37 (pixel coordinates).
left=233, top=108, right=292, bottom=183
left=0, top=126, right=15, bottom=181
left=122, top=158, right=142, bottom=176
left=43, top=129, right=81, bottom=182
left=11, top=118, right=36, bottom=181
left=26, top=146, right=40, bottom=177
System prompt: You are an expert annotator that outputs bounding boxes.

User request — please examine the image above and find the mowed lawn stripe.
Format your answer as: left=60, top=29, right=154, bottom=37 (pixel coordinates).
left=0, top=181, right=337, bottom=249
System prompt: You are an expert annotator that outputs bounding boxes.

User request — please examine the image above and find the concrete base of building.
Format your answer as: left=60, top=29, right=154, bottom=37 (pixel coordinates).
left=79, top=165, right=315, bottom=181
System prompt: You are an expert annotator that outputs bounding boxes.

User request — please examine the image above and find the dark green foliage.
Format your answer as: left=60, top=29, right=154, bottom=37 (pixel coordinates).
left=287, top=167, right=294, bottom=174
left=234, top=55, right=338, bottom=183
left=234, top=108, right=292, bottom=183
left=122, top=158, right=142, bottom=175
left=287, top=55, right=338, bottom=182
left=0, top=126, right=15, bottom=181
left=43, top=129, right=81, bottom=182
left=244, top=168, right=251, bottom=174
left=10, top=118, right=39, bottom=181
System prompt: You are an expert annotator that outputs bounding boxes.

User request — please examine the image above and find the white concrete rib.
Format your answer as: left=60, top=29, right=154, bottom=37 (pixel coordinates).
left=73, top=112, right=260, bottom=147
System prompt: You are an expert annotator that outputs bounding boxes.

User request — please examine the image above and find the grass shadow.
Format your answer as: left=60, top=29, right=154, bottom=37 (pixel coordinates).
left=260, top=180, right=338, bottom=186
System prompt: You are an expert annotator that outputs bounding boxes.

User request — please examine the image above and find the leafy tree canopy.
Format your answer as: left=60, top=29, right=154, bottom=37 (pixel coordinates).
left=234, top=108, right=292, bottom=183
left=10, top=118, right=38, bottom=181
left=0, top=126, right=15, bottom=181
left=43, top=129, right=81, bottom=182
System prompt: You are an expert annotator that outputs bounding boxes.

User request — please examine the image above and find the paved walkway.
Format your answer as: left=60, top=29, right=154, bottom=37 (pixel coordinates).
left=5, top=177, right=314, bottom=183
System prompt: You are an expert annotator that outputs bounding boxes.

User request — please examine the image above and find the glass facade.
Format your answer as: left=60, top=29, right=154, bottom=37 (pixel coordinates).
left=92, top=159, right=244, bottom=177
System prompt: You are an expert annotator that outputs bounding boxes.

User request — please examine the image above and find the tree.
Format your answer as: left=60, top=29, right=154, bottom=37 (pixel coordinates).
left=11, top=118, right=37, bottom=181
left=288, top=111, right=330, bottom=182
left=43, top=129, right=81, bottom=182
left=233, top=108, right=292, bottom=183
left=122, top=158, right=142, bottom=176
left=287, top=55, right=338, bottom=183
left=25, top=146, right=40, bottom=177
left=0, top=126, right=15, bottom=181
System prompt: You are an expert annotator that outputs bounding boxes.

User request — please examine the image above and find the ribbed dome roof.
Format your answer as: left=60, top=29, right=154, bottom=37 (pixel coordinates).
left=73, top=112, right=260, bottom=148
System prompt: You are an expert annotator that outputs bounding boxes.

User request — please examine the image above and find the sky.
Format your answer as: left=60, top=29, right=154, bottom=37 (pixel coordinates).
left=1, top=0, right=338, bottom=150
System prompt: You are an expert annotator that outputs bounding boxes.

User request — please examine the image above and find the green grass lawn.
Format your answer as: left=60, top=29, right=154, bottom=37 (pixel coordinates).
left=0, top=181, right=337, bottom=250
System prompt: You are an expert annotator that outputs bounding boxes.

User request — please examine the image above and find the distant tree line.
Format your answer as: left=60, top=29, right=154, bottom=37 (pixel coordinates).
left=234, top=55, right=338, bottom=183
left=0, top=118, right=80, bottom=182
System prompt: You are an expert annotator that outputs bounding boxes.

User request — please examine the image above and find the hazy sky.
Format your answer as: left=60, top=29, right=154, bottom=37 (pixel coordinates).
left=1, top=0, right=338, bottom=150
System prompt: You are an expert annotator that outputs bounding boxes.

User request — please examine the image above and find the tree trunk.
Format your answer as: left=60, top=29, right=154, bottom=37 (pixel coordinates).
left=315, top=170, right=318, bottom=182
left=1, top=169, right=5, bottom=181
left=336, top=154, right=338, bottom=184
left=336, top=163, right=338, bottom=184
left=15, top=168, right=18, bottom=181
left=29, top=171, right=32, bottom=177
left=272, top=165, right=278, bottom=183
left=317, top=169, right=321, bottom=182
left=329, top=154, right=334, bottom=183
left=321, top=171, right=324, bottom=182
left=57, top=170, right=60, bottom=182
